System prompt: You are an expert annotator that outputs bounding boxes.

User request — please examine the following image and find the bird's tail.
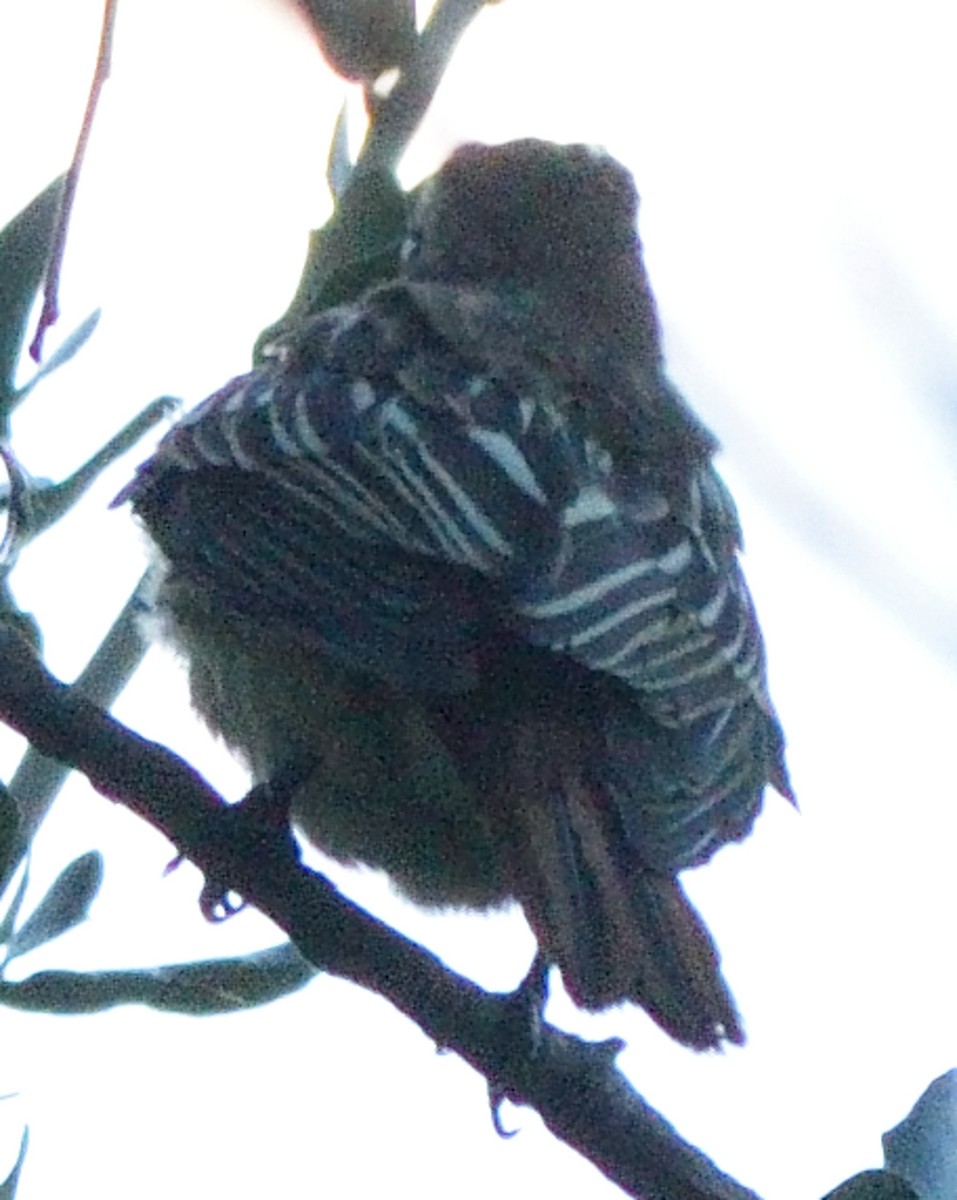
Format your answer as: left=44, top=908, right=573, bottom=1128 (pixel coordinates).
left=507, top=721, right=744, bottom=1051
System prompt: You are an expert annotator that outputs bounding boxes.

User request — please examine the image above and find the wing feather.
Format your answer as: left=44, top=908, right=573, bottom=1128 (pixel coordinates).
left=128, top=285, right=789, bottom=870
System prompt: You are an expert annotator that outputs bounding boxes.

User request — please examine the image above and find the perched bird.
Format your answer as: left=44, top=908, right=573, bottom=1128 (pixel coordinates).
left=119, top=140, right=791, bottom=1050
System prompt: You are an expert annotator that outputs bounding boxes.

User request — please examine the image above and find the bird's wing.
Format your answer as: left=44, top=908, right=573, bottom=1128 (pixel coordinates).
left=125, top=284, right=789, bottom=866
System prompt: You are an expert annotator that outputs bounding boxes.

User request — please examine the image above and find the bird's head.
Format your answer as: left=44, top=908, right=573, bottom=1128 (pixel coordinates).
left=404, top=139, right=642, bottom=299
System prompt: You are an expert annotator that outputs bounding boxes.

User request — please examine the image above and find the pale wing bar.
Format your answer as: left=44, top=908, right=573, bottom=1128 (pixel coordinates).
left=152, top=349, right=773, bottom=729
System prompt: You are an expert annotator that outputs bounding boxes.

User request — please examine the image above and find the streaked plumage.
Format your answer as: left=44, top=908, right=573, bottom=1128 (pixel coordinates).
left=121, top=140, right=791, bottom=1049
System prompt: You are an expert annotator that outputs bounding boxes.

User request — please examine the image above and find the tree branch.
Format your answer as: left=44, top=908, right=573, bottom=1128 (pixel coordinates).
left=0, top=624, right=762, bottom=1200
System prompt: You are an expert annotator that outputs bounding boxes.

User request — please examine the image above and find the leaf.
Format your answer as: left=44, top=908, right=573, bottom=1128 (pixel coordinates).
left=0, top=943, right=316, bottom=1015
left=327, top=103, right=353, bottom=203
left=0, top=1127, right=28, bottom=1200
left=296, top=0, right=416, bottom=84
left=5, top=850, right=103, bottom=963
left=823, top=1169, right=919, bottom=1199
left=14, top=394, right=178, bottom=550
left=254, top=163, right=408, bottom=360
left=12, top=309, right=100, bottom=404
left=0, top=859, right=30, bottom=952
left=0, top=590, right=43, bottom=657
left=0, top=787, right=21, bottom=892
left=883, top=1070, right=957, bottom=1200
left=0, top=177, right=64, bottom=421
left=138, top=943, right=318, bottom=1014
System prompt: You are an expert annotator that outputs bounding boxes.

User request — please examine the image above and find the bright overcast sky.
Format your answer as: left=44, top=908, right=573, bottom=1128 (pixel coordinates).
left=1, top=2, right=956, bottom=1198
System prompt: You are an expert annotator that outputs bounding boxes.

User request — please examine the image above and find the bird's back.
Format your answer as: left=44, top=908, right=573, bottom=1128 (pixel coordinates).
left=124, top=140, right=791, bottom=1050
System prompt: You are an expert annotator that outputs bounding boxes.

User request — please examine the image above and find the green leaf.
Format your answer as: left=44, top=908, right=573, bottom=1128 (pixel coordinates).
left=823, top=1170, right=919, bottom=1199
left=5, top=849, right=103, bottom=963
left=0, top=587, right=43, bottom=657
left=883, top=1070, right=957, bottom=1200
left=0, top=177, right=64, bottom=422
left=254, top=164, right=408, bottom=360
left=296, top=0, right=416, bottom=83
left=327, top=103, right=353, bottom=203
left=0, top=789, right=21, bottom=906
left=0, top=1126, right=28, bottom=1200
left=0, top=859, right=30, bottom=954
left=13, top=309, right=100, bottom=404
left=137, top=943, right=318, bottom=1014
left=10, top=394, right=178, bottom=552
left=0, top=943, right=316, bottom=1015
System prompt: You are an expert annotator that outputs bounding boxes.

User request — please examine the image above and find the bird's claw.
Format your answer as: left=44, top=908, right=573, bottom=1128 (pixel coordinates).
left=193, top=757, right=316, bottom=922
left=484, top=952, right=552, bottom=1137
left=199, top=880, right=245, bottom=922
left=488, top=1082, right=520, bottom=1139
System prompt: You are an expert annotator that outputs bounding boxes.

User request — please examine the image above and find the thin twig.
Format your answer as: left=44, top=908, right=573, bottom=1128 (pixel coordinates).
left=2, top=574, right=153, bottom=893
left=357, top=0, right=488, bottom=176
left=29, top=0, right=118, bottom=363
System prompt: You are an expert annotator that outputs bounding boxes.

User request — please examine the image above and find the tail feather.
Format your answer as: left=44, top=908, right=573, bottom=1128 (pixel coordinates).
left=508, top=719, right=743, bottom=1050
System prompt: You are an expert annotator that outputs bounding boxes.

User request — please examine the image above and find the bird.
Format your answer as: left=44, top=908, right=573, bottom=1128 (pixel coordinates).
left=118, top=139, right=792, bottom=1051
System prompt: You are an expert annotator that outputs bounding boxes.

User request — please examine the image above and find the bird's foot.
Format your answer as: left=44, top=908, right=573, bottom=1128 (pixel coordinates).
left=487, top=951, right=551, bottom=1137
left=198, top=755, right=317, bottom=921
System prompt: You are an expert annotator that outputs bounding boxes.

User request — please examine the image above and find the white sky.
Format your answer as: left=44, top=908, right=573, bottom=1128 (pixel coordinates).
left=1, top=2, right=956, bottom=1198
